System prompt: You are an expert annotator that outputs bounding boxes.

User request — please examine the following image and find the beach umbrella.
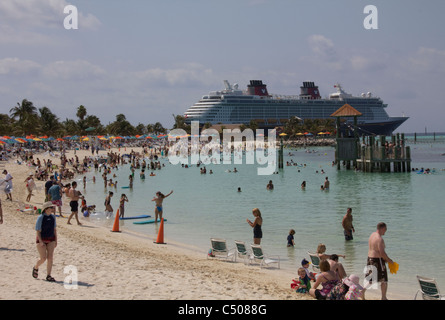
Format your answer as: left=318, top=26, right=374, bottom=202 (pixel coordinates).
left=15, top=138, right=27, bottom=143
left=33, top=138, right=42, bottom=141
left=0, top=140, right=5, bottom=145
left=56, top=138, right=64, bottom=141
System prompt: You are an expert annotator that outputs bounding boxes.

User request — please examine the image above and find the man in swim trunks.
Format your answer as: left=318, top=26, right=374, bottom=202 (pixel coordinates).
left=364, top=222, right=393, bottom=300
left=152, top=190, right=173, bottom=222
left=341, top=208, right=355, bottom=240
left=67, top=181, right=82, bottom=225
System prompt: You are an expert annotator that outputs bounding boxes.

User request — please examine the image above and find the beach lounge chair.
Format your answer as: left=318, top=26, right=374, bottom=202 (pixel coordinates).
left=234, top=240, right=250, bottom=264
left=414, top=275, right=445, bottom=300
left=307, top=251, right=321, bottom=272
left=249, top=244, right=280, bottom=269
left=207, top=238, right=235, bottom=262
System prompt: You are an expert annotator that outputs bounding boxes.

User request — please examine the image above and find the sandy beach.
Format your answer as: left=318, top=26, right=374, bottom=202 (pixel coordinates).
left=0, top=147, right=314, bottom=301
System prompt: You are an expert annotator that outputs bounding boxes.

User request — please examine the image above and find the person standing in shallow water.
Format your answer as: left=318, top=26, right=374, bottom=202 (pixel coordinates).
left=342, top=208, right=355, bottom=240
left=152, top=190, right=173, bottom=222
left=247, top=208, right=263, bottom=244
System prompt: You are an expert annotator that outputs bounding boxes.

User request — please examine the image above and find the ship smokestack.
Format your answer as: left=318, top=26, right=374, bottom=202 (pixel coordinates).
left=247, top=80, right=269, bottom=96
left=300, top=81, right=321, bottom=99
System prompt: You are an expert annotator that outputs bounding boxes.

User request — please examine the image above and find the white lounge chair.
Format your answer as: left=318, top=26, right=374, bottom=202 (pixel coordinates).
left=307, top=251, right=321, bottom=272
left=414, top=275, right=445, bottom=300
left=207, top=238, right=235, bottom=262
left=249, top=244, right=280, bottom=269
left=234, top=240, right=250, bottom=264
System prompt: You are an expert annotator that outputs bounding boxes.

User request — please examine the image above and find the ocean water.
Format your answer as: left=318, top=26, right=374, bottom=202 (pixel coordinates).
left=79, top=140, right=445, bottom=299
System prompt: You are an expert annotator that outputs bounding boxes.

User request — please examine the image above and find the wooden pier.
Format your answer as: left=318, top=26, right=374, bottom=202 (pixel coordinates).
left=336, top=134, right=411, bottom=172
left=356, top=134, right=411, bottom=172
left=331, top=103, right=411, bottom=172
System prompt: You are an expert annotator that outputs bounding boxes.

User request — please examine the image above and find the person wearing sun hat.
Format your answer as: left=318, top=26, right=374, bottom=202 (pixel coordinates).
left=344, top=274, right=364, bottom=300
left=32, top=201, right=57, bottom=282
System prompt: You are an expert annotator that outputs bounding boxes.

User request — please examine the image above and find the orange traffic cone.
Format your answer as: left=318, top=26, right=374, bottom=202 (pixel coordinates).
left=154, top=218, right=166, bottom=244
left=111, top=209, right=121, bottom=232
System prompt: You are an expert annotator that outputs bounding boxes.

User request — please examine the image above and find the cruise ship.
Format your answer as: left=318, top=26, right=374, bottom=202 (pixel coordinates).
left=183, top=80, right=408, bottom=136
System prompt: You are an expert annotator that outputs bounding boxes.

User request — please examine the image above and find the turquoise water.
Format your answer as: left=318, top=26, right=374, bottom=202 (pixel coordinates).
left=79, top=141, right=445, bottom=299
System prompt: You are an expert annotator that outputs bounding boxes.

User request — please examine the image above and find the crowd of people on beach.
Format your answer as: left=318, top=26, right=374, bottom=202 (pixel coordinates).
left=1, top=139, right=397, bottom=299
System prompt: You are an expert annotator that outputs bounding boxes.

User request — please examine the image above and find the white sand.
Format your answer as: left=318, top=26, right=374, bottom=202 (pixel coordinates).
left=0, top=147, right=311, bottom=300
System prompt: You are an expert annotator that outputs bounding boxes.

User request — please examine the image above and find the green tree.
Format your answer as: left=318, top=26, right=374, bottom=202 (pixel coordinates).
left=0, top=114, right=13, bottom=135
left=9, top=99, right=39, bottom=135
left=106, top=114, right=135, bottom=136
left=62, top=118, right=79, bottom=136
left=39, top=106, right=60, bottom=136
left=172, top=114, right=190, bottom=132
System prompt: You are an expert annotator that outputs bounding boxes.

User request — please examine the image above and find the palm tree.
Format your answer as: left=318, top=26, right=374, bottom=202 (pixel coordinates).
left=0, top=113, right=13, bottom=135
left=106, top=114, right=135, bottom=136
left=39, top=106, right=60, bottom=136
left=172, top=114, right=190, bottom=132
left=76, top=105, right=87, bottom=121
left=153, top=122, right=166, bottom=134
left=62, top=118, right=79, bottom=136
left=9, top=99, right=39, bottom=135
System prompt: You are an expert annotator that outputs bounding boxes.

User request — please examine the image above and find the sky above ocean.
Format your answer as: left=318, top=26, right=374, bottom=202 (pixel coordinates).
left=1, top=0, right=444, bottom=133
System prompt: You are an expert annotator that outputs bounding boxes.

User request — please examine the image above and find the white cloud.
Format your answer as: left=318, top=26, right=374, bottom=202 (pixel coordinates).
left=306, top=34, right=343, bottom=71
left=42, top=60, right=106, bottom=80
left=406, top=47, right=445, bottom=73
left=0, top=57, right=41, bottom=75
left=349, top=55, right=387, bottom=72
left=0, top=0, right=100, bottom=30
left=132, top=63, right=215, bottom=87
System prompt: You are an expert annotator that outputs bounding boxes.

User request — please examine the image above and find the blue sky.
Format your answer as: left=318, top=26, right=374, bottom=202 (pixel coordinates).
left=1, top=0, right=445, bottom=133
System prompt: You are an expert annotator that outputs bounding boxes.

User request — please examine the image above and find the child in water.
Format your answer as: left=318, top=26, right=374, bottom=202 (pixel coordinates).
left=287, top=229, right=295, bottom=247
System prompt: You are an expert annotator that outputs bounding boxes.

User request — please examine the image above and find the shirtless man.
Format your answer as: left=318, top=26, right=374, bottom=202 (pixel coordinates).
left=342, top=208, right=355, bottom=240
left=152, top=190, right=173, bottom=222
left=323, top=177, right=330, bottom=190
left=364, top=222, right=393, bottom=300
left=67, top=181, right=82, bottom=225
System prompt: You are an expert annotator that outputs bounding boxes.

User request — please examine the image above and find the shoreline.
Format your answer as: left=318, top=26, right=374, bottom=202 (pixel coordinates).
left=0, top=147, right=310, bottom=300
left=1, top=146, right=397, bottom=300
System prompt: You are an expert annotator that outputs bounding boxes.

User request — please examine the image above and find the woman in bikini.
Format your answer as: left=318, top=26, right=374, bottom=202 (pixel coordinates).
left=309, top=259, right=340, bottom=300
left=152, top=190, right=173, bottom=222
